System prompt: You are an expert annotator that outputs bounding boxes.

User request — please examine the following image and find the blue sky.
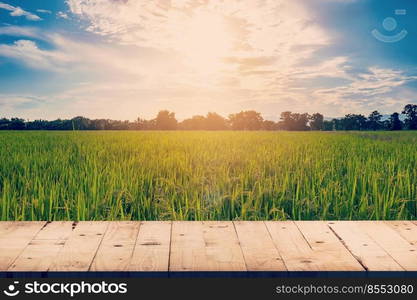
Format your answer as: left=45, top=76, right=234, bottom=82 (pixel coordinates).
left=0, top=0, right=416, bottom=121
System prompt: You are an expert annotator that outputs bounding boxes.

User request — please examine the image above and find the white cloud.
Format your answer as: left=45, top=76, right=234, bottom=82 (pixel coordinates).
left=0, top=95, right=43, bottom=118
left=65, top=0, right=329, bottom=72
left=0, top=39, right=75, bottom=72
left=0, top=1, right=414, bottom=120
left=0, top=25, right=41, bottom=39
left=4, top=0, right=339, bottom=118
left=37, top=9, right=52, bottom=14
left=57, top=11, right=69, bottom=19
left=0, top=2, right=41, bottom=21
left=310, top=67, right=417, bottom=115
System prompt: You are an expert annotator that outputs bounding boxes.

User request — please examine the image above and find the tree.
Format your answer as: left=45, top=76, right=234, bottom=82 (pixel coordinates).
left=0, top=106, right=415, bottom=131
left=155, top=110, right=177, bottom=130
left=293, top=113, right=310, bottom=131
left=47, top=119, right=72, bottom=130
left=402, top=104, right=417, bottom=130
left=179, top=115, right=206, bottom=130
left=71, top=116, right=91, bottom=130
left=262, top=120, right=278, bottom=131
left=228, top=110, right=263, bottom=130
left=179, top=113, right=229, bottom=130
left=367, top=110, right=383, bottom=131
left=26, top=119, right=49, bottom=130
left=279, top=111, right=293, bottom=130
left=340, top=114, right=367, bottom=130
left=205, top=112, right=228, bottom=130
left=0, top=118, right=10, bottom=130
left=389, top=112, right=403, bottom=131
left=332, top=118, right=344, bottom=131
left=309, top=113, right=324, bottom=131
left=134, top=118, right=156, bottom=130
left=279, top=112, right=310, bottom=131
left=381, top=119, right=391, bottom=131
left=90, top=119, right=110, bottom=130
left=322, top=120, right=334, bottom=131
left=9, top=118, right=25, bottom=130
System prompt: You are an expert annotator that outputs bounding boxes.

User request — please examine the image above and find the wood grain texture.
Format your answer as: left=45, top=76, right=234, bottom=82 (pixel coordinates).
left=234, top=221, right=286, bottom=271
left=355, top=221, right=417, bottom=271
left=49, top=222, right=109, bottom=271
left=128, top=221, right=171, bottom=271
left=294, top=221, right=364, bottom=271
left=90, top=222, right=141, bottom=271
left=35, top=222, right=75, bottom=240
left=266, top=221, right=326, bottom=271
left=2, top=221, right=417, bottom=272
left=170, top=221, right=246, bottom=271
left=0, top=222, right=14, bottom=238
left=327, top=221, right=403, bottom=271
left=0, top=222, right=46, bottom=271
left=8, top=222, right=74, bottom=271
left=385, top=221, right=417, bottom=246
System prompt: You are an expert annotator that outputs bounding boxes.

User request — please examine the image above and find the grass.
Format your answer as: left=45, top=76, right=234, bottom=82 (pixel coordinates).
left=0, top=131, right=416, bottom=221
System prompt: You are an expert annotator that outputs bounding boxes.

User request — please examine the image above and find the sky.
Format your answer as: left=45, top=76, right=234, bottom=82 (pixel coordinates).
left=0, top=0, right=417, bottom=121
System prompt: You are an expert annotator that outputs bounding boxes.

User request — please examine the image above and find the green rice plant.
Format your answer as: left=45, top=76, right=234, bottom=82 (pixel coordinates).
left=0, top=130, right=416, bottom=221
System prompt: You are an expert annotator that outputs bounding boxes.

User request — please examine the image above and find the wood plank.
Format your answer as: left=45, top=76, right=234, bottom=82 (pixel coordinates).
left=327, top=221, right=403, bottom=271
left=170, top=221, right=246, bottom=271
left=0, top=222, right=14, bottom=238
left=356, top=221, right=417, bottom=271
left=266, top=221, right=328, bottom=271
left=1, top=221, right=417, bottom=272
left=90, top=222, right=140, bottom=271
left=128, top=221, right=171, bottom=271
left=0, top=222, right=46, bottom=271
left=50, top=222, right=108, bottom=271
left=8, top=240, right=67, bottom=271
left=35, top=222, right=75, bottom=240
left=8, top=222, right=74, bottom=271
left=234, top=221, right=286, bottom=271
left=294, top=221, right=364, bottom=271
left=385, top=221, right=417, bottom=246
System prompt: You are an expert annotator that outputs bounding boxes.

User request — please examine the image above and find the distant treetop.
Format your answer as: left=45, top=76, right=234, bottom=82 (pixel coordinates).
left=1, top=104, right=417, bottom=131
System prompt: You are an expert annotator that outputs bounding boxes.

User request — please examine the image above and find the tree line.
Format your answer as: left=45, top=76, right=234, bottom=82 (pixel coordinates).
left=1, top=104, right=417, bottom=131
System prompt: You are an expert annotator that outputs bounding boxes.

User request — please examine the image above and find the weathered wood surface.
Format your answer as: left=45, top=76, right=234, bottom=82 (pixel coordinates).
left=1, top=221, right=416, bottom=272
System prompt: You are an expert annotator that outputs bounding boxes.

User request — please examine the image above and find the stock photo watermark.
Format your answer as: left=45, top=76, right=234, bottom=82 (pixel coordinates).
left=372, top=9, right=408, bottom=43
left=2, top=280, right=128, bottom=298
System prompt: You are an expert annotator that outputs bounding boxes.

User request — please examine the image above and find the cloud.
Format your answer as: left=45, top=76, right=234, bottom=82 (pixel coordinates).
left=65, top=0, right=333, bottom=102
left=0, top=0, right=414, bottom=120
left=0, top=2, right=41, bottom=21
left=36, top=9, right=52, bottom=14
left=0, top=39, right=75, bottom=72
left=310, top=66, right=417, bottom=115
left=65, top=0, right=329, bottom=59
left=57, top=11, right=69, bottom=19
left=0, top=95, right=44, bottom=118
left=3, top=36, right=413, bottom=119
left=0, top=31, right=182, bottom=83
left=0, top=25, right=41, bottom=39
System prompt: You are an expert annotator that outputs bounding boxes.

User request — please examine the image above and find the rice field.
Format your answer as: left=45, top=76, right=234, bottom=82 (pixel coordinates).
left=0, top=131, right=416, bottom=221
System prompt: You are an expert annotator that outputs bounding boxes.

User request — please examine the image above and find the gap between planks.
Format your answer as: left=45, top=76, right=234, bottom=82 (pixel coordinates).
left=1, top=221, right=417, bottom=272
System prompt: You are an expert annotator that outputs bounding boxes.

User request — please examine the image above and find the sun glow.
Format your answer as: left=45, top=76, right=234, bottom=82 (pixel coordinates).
left=173, top=11, right=235, bottom=73
left=29, top=0, right=340, bottom=119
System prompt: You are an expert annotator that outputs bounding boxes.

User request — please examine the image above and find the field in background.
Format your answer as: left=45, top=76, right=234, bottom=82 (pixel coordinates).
left=0, top=131, right=416, bottom=221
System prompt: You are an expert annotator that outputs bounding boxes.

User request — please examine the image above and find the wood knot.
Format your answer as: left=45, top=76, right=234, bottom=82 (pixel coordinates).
left=140, top=242, right=161, bottom=246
